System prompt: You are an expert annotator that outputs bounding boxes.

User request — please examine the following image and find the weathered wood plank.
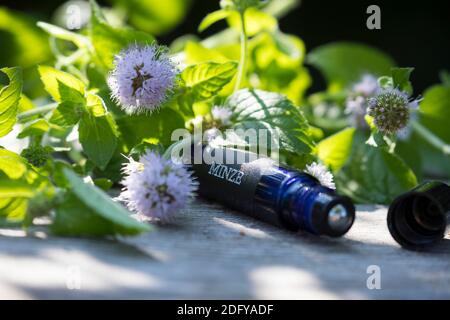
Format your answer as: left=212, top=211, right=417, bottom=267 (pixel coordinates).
left=0, top=200, right=449, bottom=299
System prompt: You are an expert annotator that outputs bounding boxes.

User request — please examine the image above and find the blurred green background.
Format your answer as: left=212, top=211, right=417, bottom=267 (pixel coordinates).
left=1, top=0, right=449, bottom=95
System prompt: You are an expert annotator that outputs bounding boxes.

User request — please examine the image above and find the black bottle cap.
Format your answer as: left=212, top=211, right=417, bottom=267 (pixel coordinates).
left=387, top=181, right=450, bottom=250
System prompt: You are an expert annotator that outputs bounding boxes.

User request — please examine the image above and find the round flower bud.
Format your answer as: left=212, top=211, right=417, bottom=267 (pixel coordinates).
left=21, top=145, right=53, bottom=168
left=367, top=89, right=411, bottom=135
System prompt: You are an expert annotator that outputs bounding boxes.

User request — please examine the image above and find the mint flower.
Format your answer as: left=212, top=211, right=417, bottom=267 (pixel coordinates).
left=345, top=75, right=379, bottom=129
left=211, top=106, right=232, bottom=126
left=118, top=151, right=197, bottom=222
left=367, top=88, right=417, bottom=135
left=108, top=44, right=178, bottom=114
left=352, top=74, right=379, bottom=96
left=305, top=162, right=336, bottom=190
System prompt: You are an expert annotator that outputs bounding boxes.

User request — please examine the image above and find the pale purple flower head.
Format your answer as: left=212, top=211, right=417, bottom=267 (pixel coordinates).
left=345, top=74, right=380, bottom=129
left=305, top=162, right=336, bottom=190
left=211, top=106, right=233, bottom=126
left=352, top=74, right=379, bottom=96
left=345, top=95, right=368, bottom=129
left=108, top=44, right=178, bottom=114
left=119, top=151, right=198, bottom=222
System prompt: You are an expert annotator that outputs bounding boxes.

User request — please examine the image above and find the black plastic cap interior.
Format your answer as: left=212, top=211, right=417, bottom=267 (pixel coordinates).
left=387, top=181, right=450, bottom=250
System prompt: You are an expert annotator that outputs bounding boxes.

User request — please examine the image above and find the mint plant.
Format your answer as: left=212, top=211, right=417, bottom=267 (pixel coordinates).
left=0, top=0, right=448, bottom=236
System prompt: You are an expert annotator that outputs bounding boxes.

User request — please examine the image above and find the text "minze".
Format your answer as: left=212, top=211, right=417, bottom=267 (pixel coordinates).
left=208, top=162, right=244, bottom=185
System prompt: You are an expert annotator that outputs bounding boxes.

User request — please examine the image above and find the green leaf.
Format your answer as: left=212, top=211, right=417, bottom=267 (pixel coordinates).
left=52, top=168, right=152, bottom=237
left=378, top=76, right=393, bottom=89
left=226, top=89, right=314, bottom=155
left=416, top=84, right=450, bottom=176
left=419, top=84, right=450, bottom=144
left=0, top=149, right=27, bottom=179
left=116, top=107, right=184, bottom=149
left=38, top=66, right=85, bottom=102
left=17, top=119, right=50, bottom=139
left=391, top=67, right=414, bottom=94
left=0, top=154, right=51, bottom=223
left=37, top=21, right=92, bottom=49
left=0, top=177, right=33, bottom=223
left=335, top=132, right=417, bottom=204
left=0, top=197, right=28, bottom=223
left=78, top=95, right=118, bottom=170
left=317, top=128, right=355, bottom=172
left=251, top=32, right=310, bottom=105
left=227, top=8, right=277, bottom=37
left=307, top=42, right=395, bottom=90
left=18, top=94, right=34, bottom=113
left=49, top=101, right=84, bottom=127
left=199, top=9, right=230, bottom=32
left=0, top=179, right=35, bottom=199
left=90, top=0, right=155, bottom=69
left=0, top=67, right=23, bottom=138
left=181, top=62, right=238, bottom=100
left=0, top=8, right=51, bottom=68
left=109, top=0, right=192, bottom=35
left=93, top=178, right=113, bottom=191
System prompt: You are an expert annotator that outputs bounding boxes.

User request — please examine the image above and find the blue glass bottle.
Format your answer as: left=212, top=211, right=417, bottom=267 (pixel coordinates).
left=191, top=146, right=355, bottom=237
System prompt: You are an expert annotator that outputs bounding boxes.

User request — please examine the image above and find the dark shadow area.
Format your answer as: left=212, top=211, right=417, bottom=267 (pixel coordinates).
left=2, top=0, right=450, bottom=93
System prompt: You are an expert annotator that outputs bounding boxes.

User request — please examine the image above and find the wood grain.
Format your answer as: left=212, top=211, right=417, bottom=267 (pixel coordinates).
left=0, top=200, right=449, bottom=299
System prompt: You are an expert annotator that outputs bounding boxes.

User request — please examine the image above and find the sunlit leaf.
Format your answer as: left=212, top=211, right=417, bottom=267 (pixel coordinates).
left=199, top=9, right=230, bottom=32
left=181, top=62, right=238, bottom=100
left=0, top=67, right=23, bottom=137
left=38, top=66, right=85, bottom=102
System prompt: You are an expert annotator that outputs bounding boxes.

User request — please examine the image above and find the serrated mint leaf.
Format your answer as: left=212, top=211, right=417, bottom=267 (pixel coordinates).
left=0, top=67, right=23, bottom=138
left=89, top=0, right=154, bottom=69
left=391, top=67, right=414, bottom=94
left=17, top=119, right=50, bottom=139
left=79, top=106, right=118, bottom=170
left=307, top=42, right=395, bottom=89
left=38, top=66, right=85, bottom=102
left=226, top=89, right=314, bottom=155
left=49, top=101, right=84, bottom=127
left=335, top=132, right=417, bottom=204
left=181, top=61, right=238, bottom=100
left=52, top=168, right=152, bottom=236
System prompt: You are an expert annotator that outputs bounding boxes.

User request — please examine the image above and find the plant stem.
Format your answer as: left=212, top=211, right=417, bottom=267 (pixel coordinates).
left=18, top=103, right=58, bottom=121
left=234, top=9, right=248, bottom=92
left=412, top=121, right=450, bottom=157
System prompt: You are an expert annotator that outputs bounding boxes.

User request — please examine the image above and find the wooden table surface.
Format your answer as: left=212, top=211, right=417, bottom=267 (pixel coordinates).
left=0, top=200, right=449, bottom=299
